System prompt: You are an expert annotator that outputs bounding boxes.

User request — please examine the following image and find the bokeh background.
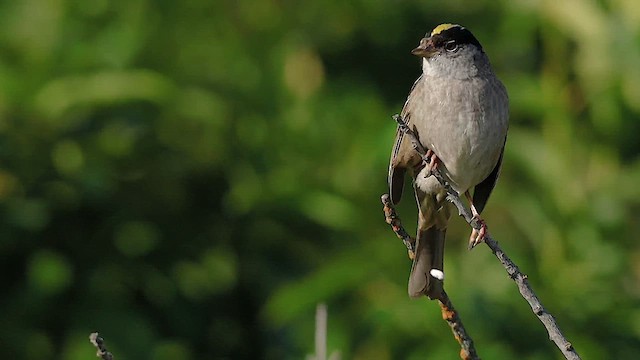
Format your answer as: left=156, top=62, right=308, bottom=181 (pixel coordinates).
left=1, top=0, right=640, bottom=359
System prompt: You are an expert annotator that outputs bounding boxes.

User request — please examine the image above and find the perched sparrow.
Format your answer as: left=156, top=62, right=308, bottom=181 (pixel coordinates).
left=388, top=24, right=509, bottom=299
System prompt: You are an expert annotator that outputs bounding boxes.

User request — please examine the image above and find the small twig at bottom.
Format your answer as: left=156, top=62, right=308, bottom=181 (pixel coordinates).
left=315, top=303, right=327, bottom=360
left=381, top=194, right=479, bottom=360
left=439, top=291, right=479, bottom=360
left=89, top=332, right=114, bottom=360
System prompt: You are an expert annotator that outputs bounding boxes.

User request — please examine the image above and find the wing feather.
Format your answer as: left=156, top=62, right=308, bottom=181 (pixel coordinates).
left=388, top=75, right=424, bottom=204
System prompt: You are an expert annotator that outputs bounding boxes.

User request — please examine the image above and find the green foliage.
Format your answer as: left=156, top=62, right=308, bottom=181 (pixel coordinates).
left=1, top=0, right=639, bottom=358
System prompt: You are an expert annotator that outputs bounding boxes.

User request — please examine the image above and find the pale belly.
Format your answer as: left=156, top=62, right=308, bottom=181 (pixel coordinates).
left=411, top=78, right=508, bottom=194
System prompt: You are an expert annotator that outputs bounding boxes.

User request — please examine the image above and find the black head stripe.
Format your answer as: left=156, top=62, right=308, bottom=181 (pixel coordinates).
left=431, top=26, right=482, bottom=50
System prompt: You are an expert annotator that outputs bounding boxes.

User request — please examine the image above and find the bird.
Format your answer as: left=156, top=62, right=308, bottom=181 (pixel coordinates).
left=388, top=24, right=509, bottom=300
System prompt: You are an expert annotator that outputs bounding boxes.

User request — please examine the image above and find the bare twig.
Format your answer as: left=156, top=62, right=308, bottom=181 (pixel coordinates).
left=307, top=304, right=341, bottom=360
left=315, top=303, right=327, bottom=360
left=381, top=193, right=479, bottom=359
left=381, top=193, right=415, bottom=257
left=483, top=234, right=580, bottom=359
left=440, top=290, right=479, bottom=360
left=89, top=332, right=114, bottom=360
left=391, top=113, right=581, bottom=360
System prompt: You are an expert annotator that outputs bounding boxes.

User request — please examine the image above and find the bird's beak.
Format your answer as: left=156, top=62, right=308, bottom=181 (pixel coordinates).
left=411, top=37, right=437, bottom=58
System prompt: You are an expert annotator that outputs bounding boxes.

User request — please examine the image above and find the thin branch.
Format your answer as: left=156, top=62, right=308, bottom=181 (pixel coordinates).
left=440, top=290, right=480, bottom=360
left=391, top=113, right=581, bottom=360
left=381, top=193, right=415, bottom=258
left=381, top=194, right=479, bottom=360
left=315, top=303, right=327, bottom=360
left=89, top=332, right=114, bottom=360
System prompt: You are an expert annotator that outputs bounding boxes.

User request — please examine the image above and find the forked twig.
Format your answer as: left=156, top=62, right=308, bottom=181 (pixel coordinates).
left=382, top=193, right=479, bottom=360
left=386, top=113, right=581, bottom=360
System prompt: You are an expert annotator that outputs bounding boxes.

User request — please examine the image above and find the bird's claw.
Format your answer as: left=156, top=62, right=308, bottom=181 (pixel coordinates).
left=422, top=149, right=439, bottom=177
left=468, top=216, right=487, bottom=250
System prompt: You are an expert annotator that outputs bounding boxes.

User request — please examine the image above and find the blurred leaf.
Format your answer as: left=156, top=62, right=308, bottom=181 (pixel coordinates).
left=114, top=221, right=160, bottom=257
left=152, top=340, right=193, bottom=360
left=27, top=250, right=73, bottom=295
left=33, top=70, right=174, bottom=120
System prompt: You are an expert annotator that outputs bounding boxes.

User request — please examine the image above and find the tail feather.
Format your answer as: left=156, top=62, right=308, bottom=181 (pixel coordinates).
left=408, top=227, right=446, bottom=299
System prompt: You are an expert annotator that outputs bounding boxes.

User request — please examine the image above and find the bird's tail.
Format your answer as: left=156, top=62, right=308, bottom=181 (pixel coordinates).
left=408, top=227, right=446, bottom=300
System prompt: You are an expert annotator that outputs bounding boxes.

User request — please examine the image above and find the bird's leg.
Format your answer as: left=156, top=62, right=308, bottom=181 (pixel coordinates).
left=412, top=149, right=439, bottom=176
left=465, top=191, right=487, bottom=249
left=422, top=149, right=439, bottom=177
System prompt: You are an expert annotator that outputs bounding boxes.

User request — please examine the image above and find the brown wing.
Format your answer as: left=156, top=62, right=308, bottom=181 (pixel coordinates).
left=388, top=75, right=425, bottom=204
left=472, top=144, right=505, bottom=214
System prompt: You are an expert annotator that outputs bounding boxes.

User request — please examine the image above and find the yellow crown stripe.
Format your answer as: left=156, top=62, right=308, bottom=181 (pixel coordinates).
left=430, top=23, right=461, bottom=36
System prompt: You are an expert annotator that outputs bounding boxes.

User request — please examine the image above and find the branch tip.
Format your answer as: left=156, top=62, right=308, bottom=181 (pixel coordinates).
left=89, top=332, right=114, bottom=360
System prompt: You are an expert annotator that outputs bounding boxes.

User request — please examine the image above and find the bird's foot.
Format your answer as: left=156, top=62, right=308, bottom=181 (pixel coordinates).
left=464, top=192, right=487, bottom=249
left=468, top=215, right=487, bottom=250
left=422, top=149, right=439, bottom=177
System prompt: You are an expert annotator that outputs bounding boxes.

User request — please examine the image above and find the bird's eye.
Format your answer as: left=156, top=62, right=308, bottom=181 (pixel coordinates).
left=444, top=40, right=458, bottom=52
